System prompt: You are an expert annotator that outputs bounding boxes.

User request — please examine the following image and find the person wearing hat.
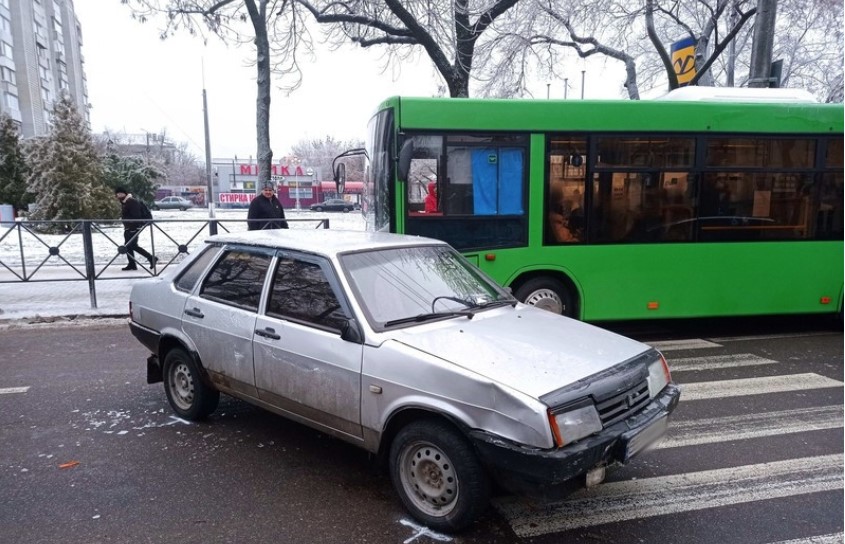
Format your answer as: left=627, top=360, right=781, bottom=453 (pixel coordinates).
left=114, top=187, right=157, bottom=271
left=247, top=182, right=289, bottom=230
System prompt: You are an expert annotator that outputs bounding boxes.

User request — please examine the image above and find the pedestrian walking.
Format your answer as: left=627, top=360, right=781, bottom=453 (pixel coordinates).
left=248, top=182, right=289, bottom=230
left=114, top=187, right=157, bottom=271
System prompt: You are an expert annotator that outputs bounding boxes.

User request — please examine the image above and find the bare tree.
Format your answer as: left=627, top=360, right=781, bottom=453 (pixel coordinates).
left=288, top=135, right=365, bottom=181
left=295, top=0, right=526, bottom=97
left=122, top=0, right=313, bottom=188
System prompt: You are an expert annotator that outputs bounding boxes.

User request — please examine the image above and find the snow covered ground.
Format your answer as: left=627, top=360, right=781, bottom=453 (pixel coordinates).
left=0, top=208, right=366, bottom=324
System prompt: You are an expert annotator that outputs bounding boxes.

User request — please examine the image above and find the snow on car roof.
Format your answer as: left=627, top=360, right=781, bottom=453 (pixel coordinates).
left=206, top=228, right=447, bottom=255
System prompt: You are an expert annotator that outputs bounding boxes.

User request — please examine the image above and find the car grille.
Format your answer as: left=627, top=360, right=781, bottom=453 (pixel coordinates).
left=595, top=380, right=650, bottom=427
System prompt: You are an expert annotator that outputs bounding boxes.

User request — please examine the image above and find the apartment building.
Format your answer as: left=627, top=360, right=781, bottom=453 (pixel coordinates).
left=0, top=0, right=87, bottom=137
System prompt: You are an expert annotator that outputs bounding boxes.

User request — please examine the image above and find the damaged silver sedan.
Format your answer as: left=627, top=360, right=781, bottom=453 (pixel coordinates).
left=128, top=229, right=680, bottom=531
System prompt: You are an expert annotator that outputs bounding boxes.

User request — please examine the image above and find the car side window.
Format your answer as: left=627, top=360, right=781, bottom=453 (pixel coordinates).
left=266, top=256, right=348, bottom=331
left=199, top=249, right=271, bottom=312
left=174, top=245, right=221, bottom=293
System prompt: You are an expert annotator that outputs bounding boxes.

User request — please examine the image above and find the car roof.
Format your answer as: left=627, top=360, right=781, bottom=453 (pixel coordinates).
left=206, top=229, right=447, bottom=255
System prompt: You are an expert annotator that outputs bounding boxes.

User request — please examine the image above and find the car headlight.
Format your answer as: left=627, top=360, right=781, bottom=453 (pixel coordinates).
left=548, top=399, right=603, bottom=447
left=647, top=353, right=672, bottom=398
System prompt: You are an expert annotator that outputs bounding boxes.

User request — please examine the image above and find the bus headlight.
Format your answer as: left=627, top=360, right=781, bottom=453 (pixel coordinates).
left=548, top=399, right=603, bottom=447
left=647, top=353, right=672, bottom=398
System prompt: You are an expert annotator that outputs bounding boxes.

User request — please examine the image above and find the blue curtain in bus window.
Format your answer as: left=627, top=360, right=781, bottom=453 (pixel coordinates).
left=498, top=148, right=523, bottom=215
left=472, top=148, right=498, bottom=215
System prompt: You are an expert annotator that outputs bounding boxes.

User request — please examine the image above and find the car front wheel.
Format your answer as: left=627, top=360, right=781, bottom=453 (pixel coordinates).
left=389, top=419, right=490, bottom=532
left=314, top=206, right=323, bottom=212
left=163, top=348, right=219, bottom=420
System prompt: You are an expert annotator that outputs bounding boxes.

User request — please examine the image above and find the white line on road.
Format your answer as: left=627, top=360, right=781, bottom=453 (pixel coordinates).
left=767, top=533, right=844, bottom=544
left=648, top=339, right=723, bottom=351
left=0, top=386, right=30, bottom=394
left=668, top=353, right=778, bottom=372
left=493, top=454, right=843, bottom=537
left=680, top=373, right=843, bottom=401
left=656, top=405, right=844, bottom=449
left=710, top=332, right=837, bottom=343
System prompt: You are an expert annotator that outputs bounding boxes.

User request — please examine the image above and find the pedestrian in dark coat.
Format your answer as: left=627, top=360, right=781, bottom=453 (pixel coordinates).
left=248, top=182, right=289, bottom=230
left=114, top=187, right=157, bottom=271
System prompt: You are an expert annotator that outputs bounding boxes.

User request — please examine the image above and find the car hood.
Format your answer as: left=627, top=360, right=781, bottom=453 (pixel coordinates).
left=389, top=305, right=650, bottom=400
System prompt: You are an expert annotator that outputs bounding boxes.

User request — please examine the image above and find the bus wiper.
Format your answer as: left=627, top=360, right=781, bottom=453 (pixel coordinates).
left=384, top=310, right=474, bottom=328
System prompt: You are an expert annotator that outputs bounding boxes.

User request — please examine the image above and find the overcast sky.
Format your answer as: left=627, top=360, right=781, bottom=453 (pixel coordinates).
left=75, top=1, right=621, bottom=162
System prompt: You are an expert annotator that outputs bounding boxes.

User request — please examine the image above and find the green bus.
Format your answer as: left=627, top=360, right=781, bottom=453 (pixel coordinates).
left=341, top=89, right=843, bottom=321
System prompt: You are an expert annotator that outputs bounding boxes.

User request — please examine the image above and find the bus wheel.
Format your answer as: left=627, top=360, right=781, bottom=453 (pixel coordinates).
left=514, top=278, right=575, bottom=317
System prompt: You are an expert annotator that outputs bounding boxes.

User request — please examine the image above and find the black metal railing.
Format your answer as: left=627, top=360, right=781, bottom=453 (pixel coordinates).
left=0, top=217, right=330, bottom=309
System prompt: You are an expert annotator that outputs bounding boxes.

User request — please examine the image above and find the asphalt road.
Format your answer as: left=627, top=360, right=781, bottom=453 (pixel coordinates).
left=1, top=316, right=842, bottom=544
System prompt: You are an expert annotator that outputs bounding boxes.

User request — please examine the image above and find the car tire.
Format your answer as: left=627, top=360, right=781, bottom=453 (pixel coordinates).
left=343, top=207, right=351, bottom=213
left=514, top=277, right=576, bottom=317
left=162, top=347, right=220, bottom=421
left=152, top=206, right=160, bottom=211
left=179, top=207, right=187, bottom=211
left=389, top=419, right=490, bottom=532
left=314, top=206, right=323, bottom=212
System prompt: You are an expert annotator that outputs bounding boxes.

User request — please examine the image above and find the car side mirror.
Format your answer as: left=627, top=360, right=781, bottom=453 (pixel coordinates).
left=340, top=318, right=364, bottom=344
left=397, top=140, right=414, bottom=183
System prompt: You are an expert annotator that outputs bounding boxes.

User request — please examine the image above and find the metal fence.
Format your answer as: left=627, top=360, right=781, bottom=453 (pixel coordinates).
left=0, top=217, right=330, bottom=309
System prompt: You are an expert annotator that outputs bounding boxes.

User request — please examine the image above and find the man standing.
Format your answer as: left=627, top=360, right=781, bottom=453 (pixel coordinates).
left=247, top=182, right=289, bottom=230
left=114, top=187, right=157, bottom=271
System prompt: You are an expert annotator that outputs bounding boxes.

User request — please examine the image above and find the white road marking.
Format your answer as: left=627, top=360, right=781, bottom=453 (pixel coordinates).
left=680, top=373, right=843, bottom=401
left=767, top=533, right=844, bottom=544
left=494, top=454, right=843, bottom=537
left=398, top=519, right=452, bottom=543
left=710, top=332, right=836, bottom=343
left=656, top=405, right=844, bottom=449
left=0, top=386, right=30, bottom=394
left=648, top=339, right=722, bottom=351
left=668, top=353, right=778, bottom=372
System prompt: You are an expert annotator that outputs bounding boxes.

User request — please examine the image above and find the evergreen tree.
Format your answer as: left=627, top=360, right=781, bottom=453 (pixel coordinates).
left=0, top=114, right=30, bottom=214
left=25, top=96, right=118, bottom=224
left=102, top=153, right=163, bottom=206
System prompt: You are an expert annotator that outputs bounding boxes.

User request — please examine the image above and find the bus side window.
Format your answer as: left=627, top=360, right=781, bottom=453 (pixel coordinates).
left=405, top=135, right=443, bottom=216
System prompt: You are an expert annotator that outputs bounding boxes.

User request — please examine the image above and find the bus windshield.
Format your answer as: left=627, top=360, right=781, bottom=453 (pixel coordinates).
left=363, top=107, right=395, bottom=232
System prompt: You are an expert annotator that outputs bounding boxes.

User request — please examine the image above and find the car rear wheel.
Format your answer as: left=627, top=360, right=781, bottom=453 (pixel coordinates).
left=514, top=277, right=576, bottom=317
left=343, top=207, right=351, bottom=213
left=389, top=419, right=490, bottom=532
left=163, top=348, right=219, bottom=420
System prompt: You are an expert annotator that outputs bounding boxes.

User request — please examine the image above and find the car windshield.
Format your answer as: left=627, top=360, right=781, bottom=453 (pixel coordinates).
left=341, top=245, right=514, bottom=329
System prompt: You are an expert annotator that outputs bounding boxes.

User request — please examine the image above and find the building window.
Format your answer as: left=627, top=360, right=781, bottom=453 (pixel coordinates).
left=5, top=92, right=19, bottom=110
left=0, top=41, right=11, bottom=59
left=1, top=66, right=15, bottom=85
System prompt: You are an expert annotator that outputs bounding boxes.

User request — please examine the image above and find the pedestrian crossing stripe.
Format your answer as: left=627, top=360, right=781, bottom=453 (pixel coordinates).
left=656, top=405, right=843, bottom=449
left=680, top=373, right=843, bottom=401
left=493, top=454, right=843, bottom=537
left=767, top=533, right=844, bottom=544
left=649, top=339, right=722, bottom=351
left=668, top=353, right=778, bottom=372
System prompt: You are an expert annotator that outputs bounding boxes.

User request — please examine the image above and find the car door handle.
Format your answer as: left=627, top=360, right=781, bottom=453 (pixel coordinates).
left=184, top=308, right=204, bottom=319
left=255, top=327, right=280, bottom=340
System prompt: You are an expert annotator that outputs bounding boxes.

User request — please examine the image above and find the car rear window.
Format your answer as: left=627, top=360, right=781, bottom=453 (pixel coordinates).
left=174, top=245, right=221, bottom=293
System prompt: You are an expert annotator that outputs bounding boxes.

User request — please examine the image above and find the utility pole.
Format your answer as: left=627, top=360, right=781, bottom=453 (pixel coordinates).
left=748, top=0, right=778, bottom=88
left=727, top=0, right=738, bottom=86
left=202, top=88, right=215, bottom=218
